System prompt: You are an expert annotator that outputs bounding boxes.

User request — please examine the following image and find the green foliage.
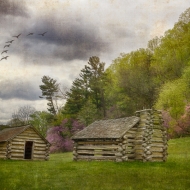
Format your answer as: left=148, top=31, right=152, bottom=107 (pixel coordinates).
left=155, top=79, right=188, bottom=119
left=155, top=65, right=190, bottom=119
left=30, top=111, right=53, bottom=137
left=104, top=49, right=157, bottom=118
left=77, top=99, right=98, bottom=126
left=52, top=110, right=66, bottom=126
left=151, top=8, right=190, bottom=83
left=0, top=138, right=190, bottom=190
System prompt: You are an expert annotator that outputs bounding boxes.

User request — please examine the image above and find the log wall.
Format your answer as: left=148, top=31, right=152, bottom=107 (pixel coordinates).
left=73, top=139, right=119, bottom=161
left=135, top=109, right=168, bottom=162
left=122, top=125, right=138, bottom=161
left=2, top=127, right=50, bottom=161
left=0, top=142, right=7, bottom=159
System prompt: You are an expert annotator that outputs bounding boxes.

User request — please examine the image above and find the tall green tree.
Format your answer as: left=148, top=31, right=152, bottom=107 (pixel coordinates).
left=63, top=77, right=89, bottom=117
left=87, top=56, right=106, bottom=117
left=105, top=49, right=157, bottom=115
left=63, top=56, right=106, bottom=118
left=39, top=76, right=59, bottom=115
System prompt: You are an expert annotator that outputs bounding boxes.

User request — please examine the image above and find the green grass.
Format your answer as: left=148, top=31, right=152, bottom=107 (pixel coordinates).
left=0, top=138, right=190, bottom=190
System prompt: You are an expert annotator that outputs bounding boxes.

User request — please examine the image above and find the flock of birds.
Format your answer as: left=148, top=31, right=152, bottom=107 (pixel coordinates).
left=0, top=32, right=47, bottom=61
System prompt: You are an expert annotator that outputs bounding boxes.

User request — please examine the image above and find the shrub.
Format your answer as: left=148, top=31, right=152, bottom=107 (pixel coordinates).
left=46, top=119, right=85, bottom=153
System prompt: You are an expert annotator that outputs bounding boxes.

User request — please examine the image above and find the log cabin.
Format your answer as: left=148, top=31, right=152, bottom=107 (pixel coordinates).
left=0, top=125, right=50, bottom=160
left=72, top=109, right=168, bottom=162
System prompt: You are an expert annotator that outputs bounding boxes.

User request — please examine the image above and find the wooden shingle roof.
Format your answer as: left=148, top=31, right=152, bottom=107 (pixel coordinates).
left=0, top=126, right=29, bottom=142
left=72, top=116, right=139, bottom=140
left=0, top=125, right=49, bottom=143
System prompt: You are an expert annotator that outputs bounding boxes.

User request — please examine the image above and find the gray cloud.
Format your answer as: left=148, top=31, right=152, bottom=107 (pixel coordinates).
left=6, top=15, right=111, bottom=63
left=0, top=79, right=41, bottom=100
left=0, top=0, right=153, bottom=66
left=0, top=0, right=28, bottom=17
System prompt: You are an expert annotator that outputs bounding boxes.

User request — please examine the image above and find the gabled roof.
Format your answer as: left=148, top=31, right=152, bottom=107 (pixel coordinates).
left=0, top=125, right=49, bottom=144
left=72, top=116, right=139, bottom=140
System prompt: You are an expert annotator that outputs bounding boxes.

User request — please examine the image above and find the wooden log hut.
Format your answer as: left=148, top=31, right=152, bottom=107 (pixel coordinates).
left=0, top=125, right=50, bottom=160
left=72, top=109, right=168, bottom=162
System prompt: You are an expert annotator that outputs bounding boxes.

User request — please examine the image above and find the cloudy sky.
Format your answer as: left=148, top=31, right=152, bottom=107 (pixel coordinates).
left=0, top=0, right=190, bottom=124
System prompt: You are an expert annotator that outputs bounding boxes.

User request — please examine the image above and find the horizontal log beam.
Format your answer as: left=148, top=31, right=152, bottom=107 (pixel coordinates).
left=11, top=153, right=24, bottom=158
left=77, top=141, right=117, bottom=145
left=77, top=150, right=116, bottom=155
left=11, top=146, right=24, bottom=150
left=0, top=152, right=6, bottom=156
left=151, top=148, right=163, bottom=152
left=14, top=136, right=43, bottom=141
left=34, top=144, right=47, bottom=147
left=77, top=155, right=116, bottom=160
left=77, top=145, right=118, bottom=150
left=33, top=151, right=46, bottom=155
left=0, top=144, right=6, bottom=147
left=33, top=155, right=46, bottom=159
left=0, top=147, right=7, bottom=151
left=11, top=150, right=24, bottom=153
left=18, top=133, right=41, bottom=138
left=151, top=154, right=164, bottom=158
left=7, top=158, right=24, bottom=160
left=34, top=147, right=46, bottom=151
left=11, top=141, right=24, bottom=145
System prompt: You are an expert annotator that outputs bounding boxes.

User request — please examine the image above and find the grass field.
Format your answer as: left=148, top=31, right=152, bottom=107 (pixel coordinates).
left=0, top=137, right=190, bottom=190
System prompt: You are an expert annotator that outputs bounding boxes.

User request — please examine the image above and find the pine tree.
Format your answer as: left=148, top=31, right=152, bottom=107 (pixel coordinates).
left=63, top=56, right=106, bottom=118
left=39, top=76, right=59, bottom=115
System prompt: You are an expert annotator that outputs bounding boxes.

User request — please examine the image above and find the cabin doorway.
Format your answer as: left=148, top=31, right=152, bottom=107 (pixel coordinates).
left=24, top=141, right=33, bottom=159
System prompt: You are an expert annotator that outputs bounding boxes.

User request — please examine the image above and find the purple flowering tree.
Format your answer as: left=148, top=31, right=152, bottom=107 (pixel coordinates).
left=46, top=119, right=85, bottom=153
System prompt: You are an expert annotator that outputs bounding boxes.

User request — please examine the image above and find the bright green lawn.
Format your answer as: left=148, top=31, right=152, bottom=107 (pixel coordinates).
left=0, top=138, right=190, bottom=190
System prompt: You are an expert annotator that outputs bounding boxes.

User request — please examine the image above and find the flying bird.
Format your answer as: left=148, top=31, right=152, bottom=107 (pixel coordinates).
left=38, top=32, right=47, bottom=36
left=6, top=40, right=14, bottom=43
left=13, top=33, right=21, bottom=38
left=4, top=44, right=10, bottom=48
left=27, top=33, right=34, bottom=36
left=1, top=50, right=8, bottom=54
left=0, top=56, right=9, bottom=61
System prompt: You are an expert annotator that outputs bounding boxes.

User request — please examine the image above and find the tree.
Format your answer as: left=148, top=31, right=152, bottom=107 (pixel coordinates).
left=88, top=56, right=106, bottom=117
left=150, top=8, right=190, bottom=83
left=7, top=118, right=25, bottom=127
left=63, top=56, right=106, bottom=118
left=39, top=76, right=60, bottom=115
left=155, top=79, right=187, bottom=119
left=30, top=111, right=53, bottom=137
left=10, top=105, right=36, bottom=126
left=155, top=67, right=190, bottom=119
left=63, top=77, right=88, bottom=117
left=77, top=99, right=98, bottom=126
left=105, top=49, right=157, bottom=116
